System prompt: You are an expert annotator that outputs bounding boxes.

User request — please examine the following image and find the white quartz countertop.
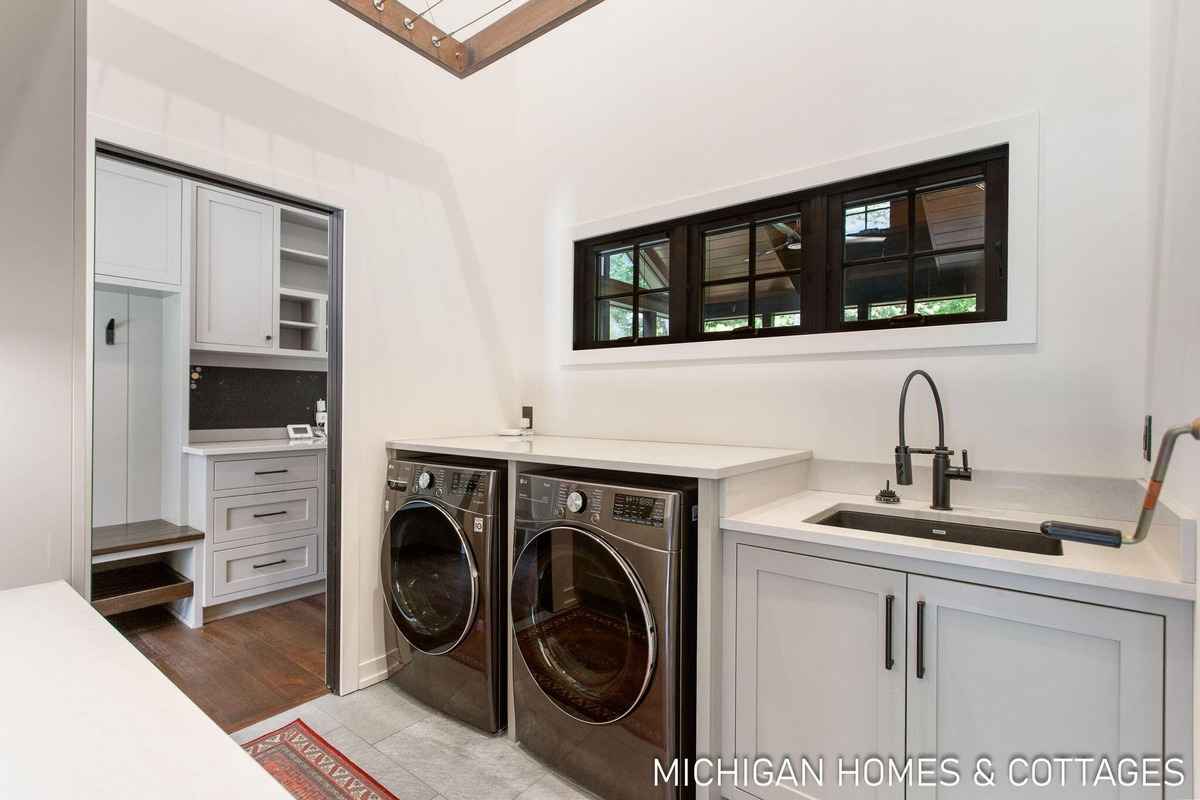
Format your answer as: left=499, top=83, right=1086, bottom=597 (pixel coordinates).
left=183, top=437, right=327, bottom=456
left=0, top=581, right=292, bottom=800
left=723, top=491, right=1194, bottom=601
left=385, top=434, right=811, bottom=479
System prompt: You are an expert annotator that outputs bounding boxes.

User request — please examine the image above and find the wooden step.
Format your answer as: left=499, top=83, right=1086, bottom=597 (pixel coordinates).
left=91, top=562, right=193, bottom=617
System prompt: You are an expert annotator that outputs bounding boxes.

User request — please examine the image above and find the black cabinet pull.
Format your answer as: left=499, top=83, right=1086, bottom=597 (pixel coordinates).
left=254, top=469, right=289, bottom=475
left=884, top=594, right=895, bottom=670
left=252, top=559, right=286, bottom=569
left=105, top=318, right=116, bottom=345
left=916, top=599, right=926, bottom=679
left=252, top=510, right=288, bottom=518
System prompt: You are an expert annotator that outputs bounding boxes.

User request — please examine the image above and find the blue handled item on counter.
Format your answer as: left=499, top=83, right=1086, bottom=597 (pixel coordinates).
left=1042, top=418, right=1200, bottom=547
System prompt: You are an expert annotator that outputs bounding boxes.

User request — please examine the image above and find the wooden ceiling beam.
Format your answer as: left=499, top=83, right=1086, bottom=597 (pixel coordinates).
left=461, top=0, right=604, bottom=76
left=330, top=0, right=467, bottom=76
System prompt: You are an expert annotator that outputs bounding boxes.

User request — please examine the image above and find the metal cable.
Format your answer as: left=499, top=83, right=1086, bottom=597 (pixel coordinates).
left=433, top=0, right=515, bottom=45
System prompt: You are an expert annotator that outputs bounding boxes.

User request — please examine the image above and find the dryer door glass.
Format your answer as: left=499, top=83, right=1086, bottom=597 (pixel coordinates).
left=384, top=500, right=478, bottom=655
left=511, top=526, right=656, bottom=724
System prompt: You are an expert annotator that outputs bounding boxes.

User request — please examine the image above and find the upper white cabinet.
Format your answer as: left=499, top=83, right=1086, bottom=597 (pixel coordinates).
left=725, top=545, right=1167, bottom=800
left=95, top=157, right=183, bottom=289
left=732, top=548, right=905, bottom=800
left=193, top=187, right=277, bottom=350
left=906, top=575, right=1163, bottom=800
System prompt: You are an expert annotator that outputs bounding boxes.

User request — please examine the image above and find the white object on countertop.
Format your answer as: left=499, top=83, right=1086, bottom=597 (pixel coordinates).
left=0, top=581, right=293, bottom=800
left=497, top=428, right=525, bottom=437
left=385, top=434, right=811, bottom=480
left=183, top=438, right=327, bottom=457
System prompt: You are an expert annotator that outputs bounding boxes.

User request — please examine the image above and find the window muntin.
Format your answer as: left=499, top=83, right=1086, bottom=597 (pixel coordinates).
left=574, top=147, right=1006, bottom=350
left=840, top=174, right=988, bottom=326
left=701, top=212, right=803, bottom=336
left=594, top=237, right=671, bottom=343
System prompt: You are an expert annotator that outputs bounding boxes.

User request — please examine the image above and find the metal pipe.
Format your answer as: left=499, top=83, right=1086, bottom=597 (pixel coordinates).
left=1128, top=418, right=1200, bottom=544
left=1042, top=418, right=1200, bottom=547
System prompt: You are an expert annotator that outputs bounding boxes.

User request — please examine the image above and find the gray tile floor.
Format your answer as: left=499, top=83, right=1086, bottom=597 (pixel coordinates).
left=233, top=680, right=595, bottom=800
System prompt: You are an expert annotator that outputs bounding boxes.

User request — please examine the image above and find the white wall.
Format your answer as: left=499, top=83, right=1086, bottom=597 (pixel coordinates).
left=486, top=0, right=1167, bottom=479
left=84, top=0, right=1183, bottom=681
left=1146, top=0, right=1200, bottom=514
left=0, top=1, right=83, bottom=590
left=87, top=0, right=527, bottom=687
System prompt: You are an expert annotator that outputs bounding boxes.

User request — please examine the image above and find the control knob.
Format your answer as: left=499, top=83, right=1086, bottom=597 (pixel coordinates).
left=566, top=490, right=587, bottom=514
left=417, top=471, right=435, bottom=491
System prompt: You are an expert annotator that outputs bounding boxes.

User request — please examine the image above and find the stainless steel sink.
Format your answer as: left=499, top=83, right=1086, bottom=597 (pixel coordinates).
left=812, top=508, right=1063, bottom=556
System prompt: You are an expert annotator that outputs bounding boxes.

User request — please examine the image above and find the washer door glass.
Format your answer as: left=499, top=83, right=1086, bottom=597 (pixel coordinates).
left=384, top=500, right=478, bottom=655
left=511, top=526, right=656, bottom=724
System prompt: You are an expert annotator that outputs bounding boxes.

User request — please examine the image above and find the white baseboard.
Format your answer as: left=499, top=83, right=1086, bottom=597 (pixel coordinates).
left=357, top=649, right=396, bottom=690
left=203, top=579, right=325, bottom=623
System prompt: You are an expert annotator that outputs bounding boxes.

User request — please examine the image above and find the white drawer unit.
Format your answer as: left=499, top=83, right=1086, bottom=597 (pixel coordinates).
left=212, top=454, right=320, bottom=491
left=212, top=487, right=320, bottom=546
left=210, top=534, right=320, bottom=601
left=186, top=447, right=327, bottom=608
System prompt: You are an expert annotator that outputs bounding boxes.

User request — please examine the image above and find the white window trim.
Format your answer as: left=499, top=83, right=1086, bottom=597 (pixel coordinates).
left=559, top=113, right=1038, bottom=366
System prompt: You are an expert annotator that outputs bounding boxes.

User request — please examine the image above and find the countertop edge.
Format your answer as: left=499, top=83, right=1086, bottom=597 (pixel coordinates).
left=720, top=515, right=1195, bottom=602
left=384, top=437, right=812, bottom=480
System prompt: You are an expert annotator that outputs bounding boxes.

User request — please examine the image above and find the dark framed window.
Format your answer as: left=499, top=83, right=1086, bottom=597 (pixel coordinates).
left=573, top=146, right=1008, bottom=350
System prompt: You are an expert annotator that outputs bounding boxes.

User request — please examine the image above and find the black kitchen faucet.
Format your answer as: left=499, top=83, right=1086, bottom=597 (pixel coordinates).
left=895, top=369, right=972, bottom=511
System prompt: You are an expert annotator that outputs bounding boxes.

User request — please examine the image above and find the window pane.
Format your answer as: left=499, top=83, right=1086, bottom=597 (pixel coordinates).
left=638, top=240, right=670, bottom=289
left=597, top=247, right=634, bottom=296
left=755, top=215, right=802, bottom=274
left=844, top=196, right=908, bottom=261
left=702, top=282, right=750, bottom=333
left=915, top=181, right=985, bottom=252
left=596, top=296, right=634, bottom=341
left=704, top=226, right=749, bottom=281
left=843, top=260, right=907, bottom=322
left=755, top=275, right=802, bottom=329
left=914, top=250, right=985, bottom=315
left=638, top=291, right=670, bottom=338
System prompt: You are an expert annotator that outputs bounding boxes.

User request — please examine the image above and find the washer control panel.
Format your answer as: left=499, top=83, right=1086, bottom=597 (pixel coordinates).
left=517, top=472, right=682, bottom=551
left=386, top=459, right=496, bottom=514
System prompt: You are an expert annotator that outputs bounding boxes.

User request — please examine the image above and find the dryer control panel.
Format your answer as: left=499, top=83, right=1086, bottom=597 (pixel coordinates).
left=517, top=472, right=683, bottom=552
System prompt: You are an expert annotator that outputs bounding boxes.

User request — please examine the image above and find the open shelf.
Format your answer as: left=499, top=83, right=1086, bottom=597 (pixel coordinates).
left=91, top=561, right=193, bottom=617
left=280, top=246, right=328, bottom=266
left=280, top=286, right=328, bottom=302
left=92, top=519, right=204, bottom=558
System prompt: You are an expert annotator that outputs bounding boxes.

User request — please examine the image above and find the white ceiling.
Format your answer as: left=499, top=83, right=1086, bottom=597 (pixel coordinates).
left=418, top=0, right=532, bottom=40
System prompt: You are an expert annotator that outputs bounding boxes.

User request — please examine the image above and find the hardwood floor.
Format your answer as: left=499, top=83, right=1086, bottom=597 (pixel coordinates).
left=111, top=593, right=328, bottom=733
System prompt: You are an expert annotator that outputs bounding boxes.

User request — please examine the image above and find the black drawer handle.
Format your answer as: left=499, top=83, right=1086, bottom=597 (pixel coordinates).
left=884, top=594, right=895, bottom=671
left=916, top=599, right=926, bottom=679
left=252, top=559, right=287, bottom=569
left=252, top=510, right=288, bottom=518
left=254, top=469, right=289, bottom=476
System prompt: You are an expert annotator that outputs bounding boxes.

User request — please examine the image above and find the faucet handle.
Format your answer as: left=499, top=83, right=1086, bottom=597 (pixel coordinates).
left=961, top=449, right=970, bottom=471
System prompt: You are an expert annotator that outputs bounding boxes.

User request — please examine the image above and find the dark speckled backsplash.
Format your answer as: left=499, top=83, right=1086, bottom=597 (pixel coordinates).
left=190, top=366, right=327, bottom=430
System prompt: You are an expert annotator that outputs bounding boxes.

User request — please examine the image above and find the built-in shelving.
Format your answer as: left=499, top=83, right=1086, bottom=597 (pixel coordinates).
left=278, top=205, right=329, bottom=355
left=91, top=561, right=193, bottom=617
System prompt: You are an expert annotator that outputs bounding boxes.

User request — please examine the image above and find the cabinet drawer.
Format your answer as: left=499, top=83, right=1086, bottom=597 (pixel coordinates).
left=212, top=488, right=319, bottom=545
left=213, top=454, right=319, bottom=491
left=211, top=534, right=319, bottom=599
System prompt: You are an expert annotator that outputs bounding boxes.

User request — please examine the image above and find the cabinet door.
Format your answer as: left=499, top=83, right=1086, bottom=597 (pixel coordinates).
left=733, top=546, right=906, bottom=800
left=194, top=187, right=277, bottom=349
left=95, top=157, right=182, bottom=287
left=907, top=576, right=1164, bottom=800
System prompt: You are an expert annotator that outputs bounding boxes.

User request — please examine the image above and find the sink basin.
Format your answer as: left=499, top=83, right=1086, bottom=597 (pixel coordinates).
left=812, top=508, right=1063, bottom=556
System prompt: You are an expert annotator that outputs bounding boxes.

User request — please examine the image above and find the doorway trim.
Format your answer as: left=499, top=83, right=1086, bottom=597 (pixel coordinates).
left=88, top=140, right=345, bottom=692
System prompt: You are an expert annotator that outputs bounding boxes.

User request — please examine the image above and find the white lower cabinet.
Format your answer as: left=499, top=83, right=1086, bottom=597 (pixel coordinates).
left=907, top=575, right=1163, bottom=800
left=726, top=546, right=1166, bottom=800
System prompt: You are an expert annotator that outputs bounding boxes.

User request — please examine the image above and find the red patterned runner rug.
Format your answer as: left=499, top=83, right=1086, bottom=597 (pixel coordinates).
left=242, top=719, right=400, bottom=800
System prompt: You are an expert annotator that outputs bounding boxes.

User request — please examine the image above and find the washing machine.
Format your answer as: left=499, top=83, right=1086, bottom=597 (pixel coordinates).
left=381, top=456, right=506, bottom=734
left=511, top=468, right=697, bottom=800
